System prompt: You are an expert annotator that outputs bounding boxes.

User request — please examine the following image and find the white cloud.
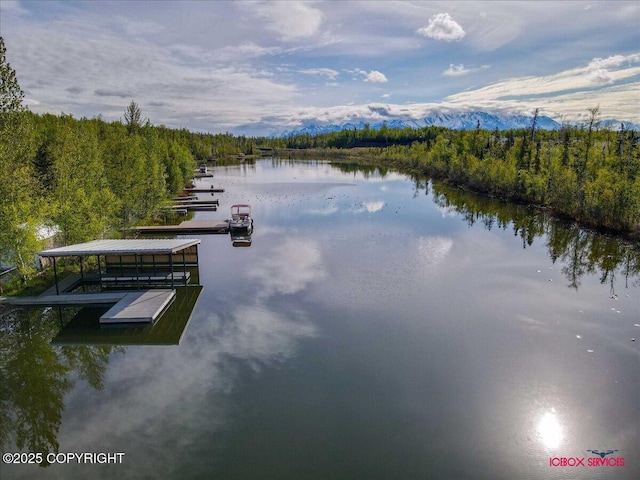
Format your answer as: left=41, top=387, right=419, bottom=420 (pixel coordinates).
left=417, top=13, right=465, bottom=41
left=443, top=64, right=468, bottom=76
left=6, top=19, right=302, bottom=130
left=300, top=68, right=340, bottom=80
left=443, top=64, right=490, bottom=76
left=444, top=53, right=640, bottom=104
left=589, top=68, right=614, bottom=85
left=213, top=42, right=281, bottom=61
left=364, top=70, right=388, bottom=83
left=0, top=0, right=29, bottom=15
left=587, top=55, right=630, bottom=69
left=249, top=1, right=324, bottom=41
left=585, top=55, right=635, bottom=86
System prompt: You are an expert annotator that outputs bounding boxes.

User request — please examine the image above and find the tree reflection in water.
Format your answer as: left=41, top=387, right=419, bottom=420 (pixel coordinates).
left=419, top=176, right=640, bottom=292
left=0, top=306, right=120, bottom=465
left=333, top=162, right=638, bottom=290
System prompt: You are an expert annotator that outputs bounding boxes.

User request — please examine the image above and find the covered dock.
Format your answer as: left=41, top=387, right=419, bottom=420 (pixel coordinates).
left=39, top=238, right=201, bottom=295
left=0, top=239, right=202, bottom=324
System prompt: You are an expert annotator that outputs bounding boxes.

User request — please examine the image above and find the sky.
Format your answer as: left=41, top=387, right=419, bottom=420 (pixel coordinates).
left=1, top=0, right=639, bottom=136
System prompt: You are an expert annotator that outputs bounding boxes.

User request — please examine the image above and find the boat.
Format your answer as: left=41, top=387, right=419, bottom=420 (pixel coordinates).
left=229, top=204, right=253, bottom=233
left=199, top=163, right=208, bottom=174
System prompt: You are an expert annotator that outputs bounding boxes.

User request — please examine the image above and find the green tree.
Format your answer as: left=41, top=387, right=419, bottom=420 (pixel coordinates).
left=0, top=37, right=42, bottom=279
left=123, top=100, right=145, bottom=135
left=0, top=37, right=24, bottom=114
left=49, top=118, right=118, bottom=243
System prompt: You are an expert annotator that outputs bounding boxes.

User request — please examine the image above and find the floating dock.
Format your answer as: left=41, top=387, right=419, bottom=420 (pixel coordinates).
left=51, top=285, right=203, bottom=345
left=100, top=289, right=175, bottom=324
left=132, top=220, right=230, bottom=235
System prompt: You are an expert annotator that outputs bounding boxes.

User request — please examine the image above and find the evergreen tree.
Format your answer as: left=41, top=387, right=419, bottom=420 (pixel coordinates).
left=0, top=37, right=24, bottom=114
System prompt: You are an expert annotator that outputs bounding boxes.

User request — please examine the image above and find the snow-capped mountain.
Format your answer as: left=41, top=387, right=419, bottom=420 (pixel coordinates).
left=420, top=111, right=560, bottom=130
left=278, top=111, right=639, bottom=137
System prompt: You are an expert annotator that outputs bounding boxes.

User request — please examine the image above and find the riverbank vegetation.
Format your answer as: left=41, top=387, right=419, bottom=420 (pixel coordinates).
left=262, top=112, right=640, bottom=238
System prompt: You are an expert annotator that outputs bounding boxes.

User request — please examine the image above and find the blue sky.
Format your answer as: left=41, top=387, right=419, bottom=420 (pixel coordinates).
left=1, top=0, right=638, bottom=135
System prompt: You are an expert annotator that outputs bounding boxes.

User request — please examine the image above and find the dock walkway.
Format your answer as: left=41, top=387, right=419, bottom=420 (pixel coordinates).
left=1, top=292, right=129, bottom=306
left=133, top=220, right=229, bottom=235
left=184, top=188, right=225, bottom=193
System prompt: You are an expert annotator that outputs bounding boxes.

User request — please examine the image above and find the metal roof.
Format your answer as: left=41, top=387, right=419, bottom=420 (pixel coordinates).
left=39, top=239, right=201, bottom=257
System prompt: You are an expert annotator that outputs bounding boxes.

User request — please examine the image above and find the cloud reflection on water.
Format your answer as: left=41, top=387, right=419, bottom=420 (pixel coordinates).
left=306, top=204, right=339, bottom=216
left=55, top=304, right=318, bottom=478
left=416, top=236, right=453, bottom=266
left=246, top=237, right=327, bottom=296
left=359, top=200, right=385, bottom=213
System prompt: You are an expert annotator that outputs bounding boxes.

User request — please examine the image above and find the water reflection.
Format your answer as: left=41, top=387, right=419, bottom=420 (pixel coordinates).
left=246, top=238, right=327, bottom=297
left=51, top=286, right=203, bottom=346
left=230, top=231, right=252, bottom=247
left=3, top=159, right=639, bottom=478
left=425, top=179, right=640, bottom=291
left=359, top=200, right=385, bottom=213
left=417, top=236, right=454, bottom=266
left=0, top=307, right=119, bottom=461
left=537, top=410, right=562, bottom=449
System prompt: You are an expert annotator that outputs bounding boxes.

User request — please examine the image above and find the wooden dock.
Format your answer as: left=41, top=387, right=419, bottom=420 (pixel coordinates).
left=162, top=204, right=217, bottom=212
left=132, top=220, right=230, bottom=235
left=184, top=188, right=225, bottom=193
left=1, top=288, right=177, bottom=324
left=173, top=199, right=219, bottom=205
left=100, top=289, right=175, bottom=324
left=1, top=292, right=129, bottom=306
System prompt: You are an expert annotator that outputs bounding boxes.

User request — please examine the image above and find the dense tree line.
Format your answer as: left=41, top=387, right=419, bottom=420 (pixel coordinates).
left=263, top=113, right=639, bottom=236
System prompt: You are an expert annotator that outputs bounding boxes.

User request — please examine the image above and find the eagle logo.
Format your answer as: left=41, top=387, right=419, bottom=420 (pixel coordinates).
left=587, top=450, right=618, bottom=458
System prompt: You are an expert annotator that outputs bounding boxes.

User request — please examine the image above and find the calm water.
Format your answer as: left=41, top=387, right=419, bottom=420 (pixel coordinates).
left=1, top=159, right=639, bottom=479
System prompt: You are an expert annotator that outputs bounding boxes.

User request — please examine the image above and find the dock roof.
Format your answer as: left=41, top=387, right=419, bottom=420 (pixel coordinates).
left=39, top=239, right=201, bottom=257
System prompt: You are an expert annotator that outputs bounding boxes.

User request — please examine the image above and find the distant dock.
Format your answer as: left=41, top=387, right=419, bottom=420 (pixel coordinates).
left=132, top=220, right=230, bottom=235
left=162, top=204, right=217, bottom=212
left=184, top=187, right=225, bottom=193
left=173, top=199, right=219, bottom=205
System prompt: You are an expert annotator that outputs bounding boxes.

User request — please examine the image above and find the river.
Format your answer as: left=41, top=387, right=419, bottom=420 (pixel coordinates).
left=1, top=158, right=638, bottom=479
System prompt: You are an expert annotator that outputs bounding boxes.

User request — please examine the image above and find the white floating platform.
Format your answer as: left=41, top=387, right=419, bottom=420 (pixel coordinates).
left=100, top=289, right=175, bottom=324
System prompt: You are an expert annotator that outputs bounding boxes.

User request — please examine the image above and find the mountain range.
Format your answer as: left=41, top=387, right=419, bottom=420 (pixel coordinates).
left=278, top=111, right=639, bottom=137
